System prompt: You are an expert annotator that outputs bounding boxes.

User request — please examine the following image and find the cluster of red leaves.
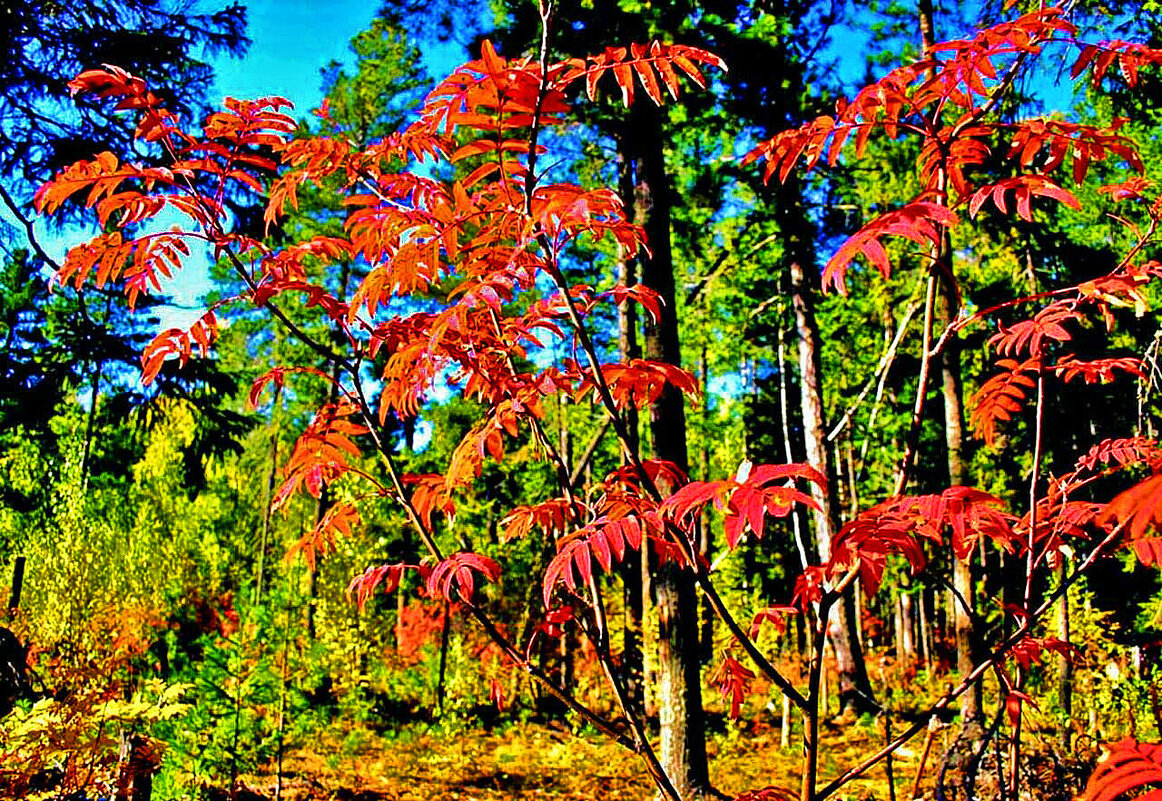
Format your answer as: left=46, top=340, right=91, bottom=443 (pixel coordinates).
left=1079, top=739, right=1162, bottom=801
left=970, top=261, right=1162, bottom=445
left=347, top=563, right=414, bottom=612
left=34, top=43, right=724, bottom=546
left=829, top=487, right=1014, bottom=597
left=542, top=511, right=656, bottom=606
left=1102, top=476, right=1162, bottom=566
left=530, top=460, right=827, bottom=607
left=141, top=309, right=218, bottom=384
left=711, top=654, right=756, bottom=720
left=743, top=7, right=1156, bottom=292
left=393, top=601, right=450, bottom=664
left=33, top=13, right=1162, bottom=801
left=273, top=400, right=370, bottom=510
left=661, top=462, right=825, bottom=549
left=427, top=552, right=502, bottom=603
left=346, top=551, right=502, bottom=612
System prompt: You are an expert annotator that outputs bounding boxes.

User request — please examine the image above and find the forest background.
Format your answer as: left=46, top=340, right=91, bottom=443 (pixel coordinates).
left=3, top=0, right=1162, bottom=800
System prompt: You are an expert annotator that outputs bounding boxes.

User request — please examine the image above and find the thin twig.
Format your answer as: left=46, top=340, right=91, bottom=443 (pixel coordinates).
left=816, top=519, right=1126, bottom=799
left=827, top=300, right=920, bottom=442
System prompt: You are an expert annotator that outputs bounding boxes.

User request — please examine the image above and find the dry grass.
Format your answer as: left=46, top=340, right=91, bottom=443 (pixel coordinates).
left=237, top=711, right=985, bottom=801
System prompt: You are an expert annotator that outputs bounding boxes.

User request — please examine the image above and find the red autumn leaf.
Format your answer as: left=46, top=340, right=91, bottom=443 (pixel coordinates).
left=989, top=304, right=1079, bottom=358
left=402, top=474, right=457, bottom=530
left=535, top=606, right=574, bottom=640
left=274, top=403, right=370, bottom=509
left=832, top=487, right=1014, bottom=594
left=969, top=358, right=1040, bottom=446
left=1098, top=177, right=1154, bottom=202
left=139, top=311, right=219, bottom=385
left=749, top=606, right=798, bottom=639
left=426, top=552, right=501, bottom=603
left=563, top=42, right=725, bottom=108
left=792, top=566, right=827, bottom=612
left=607, top=283, right=664, bottom=324
left=578, top=359, right=701, bottom=410
left=1053, top=354, right=1143, bottom=385
left=1075, top=437, right=1162, bottom=475
left=501, top=498, right=585, bottom=541
left=660, top=462, right=823, bottom=548
left=489, top=678, right=506, bottom=712
left=542, top=515, right=651, bottom=607
left=823, top=202, right=959, bottom=293
left=1102, top=475, right=1162, bottom=565
left=968, top=174, right=1081, bottom=222
left=1079, top=739, right=1162, bottom=801
left=287, top=502, right=361, bottom=573
left=1007, top=636, right=1077, bottom=671
left=711, top=654, right=755, bottom=720
left=1005, top=690, right=1037, bottom=728
left=347, top=563, right=414, bottom=612
left=248, top=365, right=335, bottom=409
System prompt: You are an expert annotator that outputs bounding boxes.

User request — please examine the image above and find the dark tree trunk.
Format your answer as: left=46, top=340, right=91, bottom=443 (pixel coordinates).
left=1058, top=558, right=1073, bottom=747
left=436, top=602, right=451, bottom=717
left=114, top=733, right=159, bottom=801
left=629, top=101, right=710, bottom=799
left=898, top=582, right=916, bottom=662
left=616, top=151, right=645, bottom=707
left=7, top=556, right=24, bottom=618
left=80, top=358, right=103, bottom=487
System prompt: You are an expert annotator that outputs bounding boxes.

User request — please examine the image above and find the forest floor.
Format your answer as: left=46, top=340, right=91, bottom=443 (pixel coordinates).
left=236, top=713, right=1098, bottom=801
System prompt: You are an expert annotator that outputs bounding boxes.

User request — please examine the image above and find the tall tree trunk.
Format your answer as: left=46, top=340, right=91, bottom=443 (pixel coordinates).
left=80, top=292, right=112, bottom=488
left=917, top=0, right=981, bottom=726
left=898, top=581, right=916, bottom=662
left=80, top=358, right=103, bottom=488
left=788, top=241, right=875, bottom=715
left=1058, top=557, right=1073, bottom=748
left=941, top=288, right=981, bottom=723
left=630, top=101, right=709, bottom=799
left=7, top=555, right=24, bottom=618
left=778, top=323, right=811, bottom=574
left=698, top=348, right=714, bottom=665
left=255, top=381, right=283, bottom=607
left=616, top=158, right=646, bottom=707
left=436, top=601, right=451, bottom=717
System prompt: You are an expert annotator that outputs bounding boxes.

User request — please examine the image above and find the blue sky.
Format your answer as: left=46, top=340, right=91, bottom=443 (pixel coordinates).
left=30, top=1, right=1080, bottom=331
left=11, top=2, right=400, bottom=328
left=152, top=2, right=386, bottom=323
left=211, top=1, right=388, bottom=114
left=153, top=1, right=476, bottom=326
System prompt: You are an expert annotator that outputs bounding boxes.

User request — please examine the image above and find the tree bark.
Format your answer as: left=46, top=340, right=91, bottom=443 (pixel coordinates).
left=80, top=357, right=104, bottom=488
left=7, top=556, right=24, bottom=618
left=616, top=151, right=645, bottom=710
left=789, top=256, right=876, bottom=714
left=630, top=101, right=710, bottom=799
left=1058, top=558, right=1073, bottom=748
left=898, top=588, right=916, bottom=662
left=115, top=733, right=159, bottom=801
left=942, top=289, right=981, bottom=723
left=917, top=0, right=981, bottom=726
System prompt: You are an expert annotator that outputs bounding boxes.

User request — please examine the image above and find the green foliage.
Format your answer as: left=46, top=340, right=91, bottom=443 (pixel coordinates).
left=10, top=5, right=1162, bottom=801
